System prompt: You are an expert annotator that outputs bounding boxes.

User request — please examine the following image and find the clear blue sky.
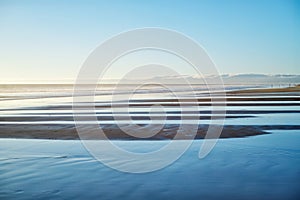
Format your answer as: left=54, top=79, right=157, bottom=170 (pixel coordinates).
left=0, top=0, right=299, bottom=82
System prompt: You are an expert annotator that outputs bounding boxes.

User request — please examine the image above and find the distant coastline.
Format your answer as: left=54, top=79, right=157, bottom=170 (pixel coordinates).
left=0, top=73, right=299, bottom=85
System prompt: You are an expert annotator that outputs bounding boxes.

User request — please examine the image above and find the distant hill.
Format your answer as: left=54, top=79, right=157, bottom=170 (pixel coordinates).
left=139, top=73, right=300, bottom=85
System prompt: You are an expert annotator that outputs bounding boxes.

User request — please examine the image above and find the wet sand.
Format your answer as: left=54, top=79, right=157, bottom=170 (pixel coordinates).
left=0, top=85, right=299, bottom=140
left=1, top=123, right=300, bottom=140
left=227, top=84, right=300, bottom=94
left=0, top=124, right=267, bottom=140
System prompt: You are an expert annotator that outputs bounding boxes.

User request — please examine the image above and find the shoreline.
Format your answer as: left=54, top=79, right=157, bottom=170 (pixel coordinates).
left=0, top=85, right=299, bottom=140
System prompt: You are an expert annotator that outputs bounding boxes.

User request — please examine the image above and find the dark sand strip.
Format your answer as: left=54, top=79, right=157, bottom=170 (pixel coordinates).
left=0, top=124, right=299, bottom=140
left=9, top=110, right=300, bottom=115
left=0, top=115, right=254, bottom=122
left=227, top=85, right=300, bottom=94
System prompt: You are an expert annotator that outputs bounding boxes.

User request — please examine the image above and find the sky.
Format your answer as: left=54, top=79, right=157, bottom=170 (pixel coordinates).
left=0, top=0, right=299, bottom=82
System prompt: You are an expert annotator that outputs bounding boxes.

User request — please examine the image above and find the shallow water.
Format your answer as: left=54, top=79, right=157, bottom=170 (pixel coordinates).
left=0, top=130, right=299, bottom=200
left=0, top=84, right=299, bottom=199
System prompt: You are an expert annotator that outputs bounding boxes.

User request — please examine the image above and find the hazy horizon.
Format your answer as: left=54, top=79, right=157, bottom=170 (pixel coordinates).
left=0, top=73, right=299, bottom=85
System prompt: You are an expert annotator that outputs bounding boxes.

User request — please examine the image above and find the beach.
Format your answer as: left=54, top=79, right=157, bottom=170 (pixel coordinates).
left=0, top=84, right=299, bottom=140
left=0, top=84, right=299, bottom=199
left=2, top=0, right=299, bottom=199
